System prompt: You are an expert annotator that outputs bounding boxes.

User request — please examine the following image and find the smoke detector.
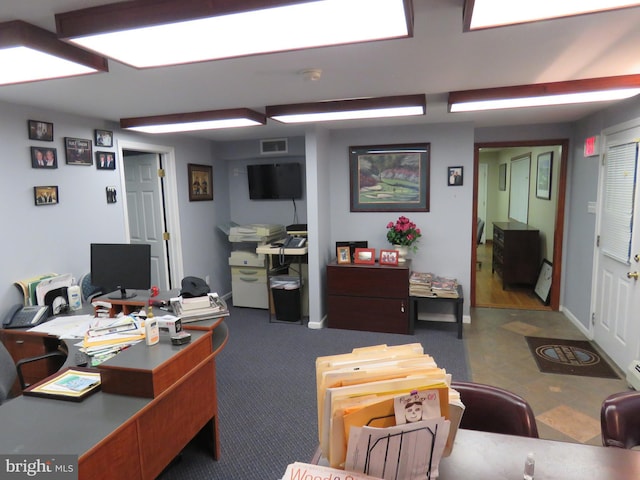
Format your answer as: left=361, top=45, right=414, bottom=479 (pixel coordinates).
left=300, top=68, right=322, bottom=81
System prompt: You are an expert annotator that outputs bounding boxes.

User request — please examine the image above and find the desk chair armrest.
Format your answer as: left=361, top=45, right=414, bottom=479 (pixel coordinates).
left=15, top=351, right=67, bottom=390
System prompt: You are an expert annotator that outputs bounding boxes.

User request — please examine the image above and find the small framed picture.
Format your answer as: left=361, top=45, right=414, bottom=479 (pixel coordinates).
left=31, top=147, right=57, bottom=169
left=28, top=120, right=53, bottom=141
left=34, top=186, right=58, bottom=206
left=65, top=137, right=93, bottom=165
left=448, top=166, right=463, bottom=186
left=95, top=129, right=113, bottom=147
left=96, top=151, right=116, bottom=170
left=379, top=249, right=399, bottom=266
left=354, top=248, right=376, bottom=264
left=188, top=163, right=213, bottom=201
left=337, top=246, right=351, bottom=264
left=106, top=186, right=117, bottom=204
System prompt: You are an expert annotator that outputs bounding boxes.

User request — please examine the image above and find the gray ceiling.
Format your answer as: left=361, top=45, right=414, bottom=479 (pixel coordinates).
left=2, top=0, right=640, bottom=141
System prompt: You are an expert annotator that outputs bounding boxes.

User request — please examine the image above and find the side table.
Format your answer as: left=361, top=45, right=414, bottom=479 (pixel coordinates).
left=409, top=285, right=463, bottom=339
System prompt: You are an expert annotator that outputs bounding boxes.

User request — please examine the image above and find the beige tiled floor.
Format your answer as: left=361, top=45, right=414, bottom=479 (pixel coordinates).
left=465, top=307, right=631, bottom=445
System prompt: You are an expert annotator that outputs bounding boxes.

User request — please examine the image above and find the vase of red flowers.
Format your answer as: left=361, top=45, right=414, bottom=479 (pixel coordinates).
left=386, top=216, right=422, bottom=262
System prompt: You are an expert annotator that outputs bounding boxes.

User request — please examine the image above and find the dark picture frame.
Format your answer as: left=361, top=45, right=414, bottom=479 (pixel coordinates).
left=188, top=163, right=213, bottom=201
left=499, top=163, right=507, bottom=191
left=34, top=186, right=59, bottom=206
left=28, top=120, right=53, bottom=141
left=31, top=147, right=57, bottom=169
left=106, top=186, right=117, bottom=204
left=95, top=151, right=116, bottom=170
left=337, top=246, right=351, bottom=264
left=95, top=129, right=113, bottom=147
left=65, top=137, right=93, bottom=165
left=534, top=259, right=553, bottom=305
left=379, top=249, right=399, bottom=266
left=353, top=248, right=376, bottom=264
left=536, top=151, right=553, bottom=200
left=448, top=166, right=463, bottom=186
left=349, top=143, right=430, bottom=212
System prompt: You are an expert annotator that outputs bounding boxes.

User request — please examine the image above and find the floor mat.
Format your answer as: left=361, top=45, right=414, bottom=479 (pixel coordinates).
left=525, top=336, right=620, bottom=379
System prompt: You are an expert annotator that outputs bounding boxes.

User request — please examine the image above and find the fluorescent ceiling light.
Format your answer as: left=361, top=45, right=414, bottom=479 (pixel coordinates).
left=266, top=94, right=426, bottom=124
left=120, top=108, right=266, bottom=134
left=0, top=20, right=107, bottom=85
left=448, top=75, right=640, bottom=112
left=464, top=0, right=640, bottom=30
left=56, top=0, right=413, bottom=68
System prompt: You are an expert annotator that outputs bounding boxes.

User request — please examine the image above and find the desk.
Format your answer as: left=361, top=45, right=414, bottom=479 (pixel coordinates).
left=0, top=321, right=228, bottom=480
left=312, top=429, right=640, bottom=479
left=409, top=285, right=464, bottom=339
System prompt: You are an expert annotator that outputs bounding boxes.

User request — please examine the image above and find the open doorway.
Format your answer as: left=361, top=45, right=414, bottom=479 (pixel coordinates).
left=117, top=140, right=184, bottom=291
left=471, top=140, right=569, bottom=311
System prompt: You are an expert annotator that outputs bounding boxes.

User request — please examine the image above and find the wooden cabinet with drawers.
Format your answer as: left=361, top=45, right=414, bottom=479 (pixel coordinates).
left=326, top=260, right=410, bottom=334
left=492, top=221, right=540, bottom=289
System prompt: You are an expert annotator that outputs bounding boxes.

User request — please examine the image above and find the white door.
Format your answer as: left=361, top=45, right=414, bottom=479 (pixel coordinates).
left=123, top=152, right=170, bottom=290
left=593, top=126, right=640, bottom=370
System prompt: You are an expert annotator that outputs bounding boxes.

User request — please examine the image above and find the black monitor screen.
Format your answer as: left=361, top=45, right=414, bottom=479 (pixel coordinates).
left=247, top=163, right=303, bottom=199
left=91, top=243, right=151, bottom=299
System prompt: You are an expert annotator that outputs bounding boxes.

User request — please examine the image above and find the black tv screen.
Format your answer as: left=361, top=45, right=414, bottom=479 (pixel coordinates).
left=247, top=163, right=302, bottom=200
left=91, top=243, right=151, bottom=299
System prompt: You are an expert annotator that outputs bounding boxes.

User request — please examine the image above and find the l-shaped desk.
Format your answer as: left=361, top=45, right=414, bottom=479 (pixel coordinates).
left=0, top=297, right=228, bottom=480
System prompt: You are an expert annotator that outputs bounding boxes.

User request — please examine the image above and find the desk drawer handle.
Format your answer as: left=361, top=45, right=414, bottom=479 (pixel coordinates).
left=240, top=277, right=259, bottom=282
left=15, top=340, right=24, bottom=345
left=238, top=270, right=259, bottom=275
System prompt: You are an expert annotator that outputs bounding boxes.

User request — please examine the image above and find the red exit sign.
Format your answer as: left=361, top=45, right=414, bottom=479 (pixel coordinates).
left=584, top=135, right=599, bottom=157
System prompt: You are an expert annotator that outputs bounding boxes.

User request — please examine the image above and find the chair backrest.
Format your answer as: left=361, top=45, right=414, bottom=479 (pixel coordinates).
left=451, top=381, right=539, bottom=438
left=79, top=272, right=103, bottom=303
left=601, top=391, right=640, bottom=448
left=477, top=218, right=485, bottom=245
left=0, top=341, right=17, bottom=405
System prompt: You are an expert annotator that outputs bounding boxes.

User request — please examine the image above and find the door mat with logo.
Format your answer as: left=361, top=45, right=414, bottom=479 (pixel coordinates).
left=525, top=336, right=621, bottom=379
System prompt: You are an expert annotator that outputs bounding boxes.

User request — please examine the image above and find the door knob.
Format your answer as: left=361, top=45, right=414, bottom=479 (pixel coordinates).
left=627, top=271, right=639, bottom=280
left=635, top=254, right=640, bottom=263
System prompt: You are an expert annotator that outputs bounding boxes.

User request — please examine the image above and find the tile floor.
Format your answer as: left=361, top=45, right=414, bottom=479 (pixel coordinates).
left=465, top=307, right=631, bottom=446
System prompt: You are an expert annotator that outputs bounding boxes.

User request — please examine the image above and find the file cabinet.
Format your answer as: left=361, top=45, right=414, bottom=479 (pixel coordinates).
left=326, top=261, right=410, bottom=334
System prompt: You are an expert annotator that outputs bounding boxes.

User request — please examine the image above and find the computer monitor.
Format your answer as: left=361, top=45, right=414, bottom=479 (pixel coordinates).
left=90, top=243, right=151, bottom=299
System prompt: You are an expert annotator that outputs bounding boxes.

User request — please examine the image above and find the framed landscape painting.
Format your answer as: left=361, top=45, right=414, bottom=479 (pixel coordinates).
left=349, top=143, right=430, bottom=212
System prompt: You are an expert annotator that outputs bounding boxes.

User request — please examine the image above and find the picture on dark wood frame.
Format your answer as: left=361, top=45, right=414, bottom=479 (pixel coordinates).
left=354, top=248, right=376, bottom=264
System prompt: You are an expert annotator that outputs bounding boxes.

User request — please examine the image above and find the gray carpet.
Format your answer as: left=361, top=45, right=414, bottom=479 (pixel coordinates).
left=159, top=304, right=469, bottom=479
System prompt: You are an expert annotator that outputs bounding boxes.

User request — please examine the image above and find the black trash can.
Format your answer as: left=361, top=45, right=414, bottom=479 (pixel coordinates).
left=270, top=275, right=301, bottom=322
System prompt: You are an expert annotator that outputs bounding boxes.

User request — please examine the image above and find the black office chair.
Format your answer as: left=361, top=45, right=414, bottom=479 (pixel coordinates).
left=0, top=340, right=66, bottom=405
left=452, top=381, right=539, bottom=438
left=601, top=390, right=640, bottom=449
left=78, top=272, right=104, bottom=303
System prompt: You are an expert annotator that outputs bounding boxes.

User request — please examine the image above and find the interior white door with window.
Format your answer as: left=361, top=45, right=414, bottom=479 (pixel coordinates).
left=593, top=124, right=640, bottom=370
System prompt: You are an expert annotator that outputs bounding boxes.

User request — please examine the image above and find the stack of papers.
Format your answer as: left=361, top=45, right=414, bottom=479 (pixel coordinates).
left=170, top=293, right=229, bottom=323
left=409, top=272, right=459, bottom=298
left=315, top=343, right=465, bottom=480
left=81, top=317, right=144, bottom=357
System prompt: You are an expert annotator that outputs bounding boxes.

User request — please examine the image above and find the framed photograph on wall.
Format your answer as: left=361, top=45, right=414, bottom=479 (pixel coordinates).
left=28, top=120, right=53, bottom=141
left=65, top=137, right=93, bottom=165
left=536, top=151, right=553, bottom=200
left=188, top=163, right=213, bottom=201
left=353, top=248, right=376, bottom=264
left=95, top=129, right=113, bottom=147
left=349, top=143, right=430, bottom=212
left=448, top=166, right=463, bottom=186
left=31, top=147, right=57, bottom=168
left=95, top=151, right=116, bottom=170
left=34, top=186, right=58, bottom=206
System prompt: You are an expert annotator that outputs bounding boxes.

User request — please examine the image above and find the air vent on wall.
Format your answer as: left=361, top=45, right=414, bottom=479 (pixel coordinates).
left=260, top=138, right=288, bottom=155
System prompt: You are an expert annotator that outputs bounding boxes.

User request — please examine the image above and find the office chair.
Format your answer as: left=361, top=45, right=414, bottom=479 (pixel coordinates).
left=476, top=218, right=485, bottom=269
left=0, top=340, right=66, bottom=405
left=78, top=272, right=104, bottom=303
left=451, top=381, right=539, bottom=438
left=601, top=390, right=640, bottom=449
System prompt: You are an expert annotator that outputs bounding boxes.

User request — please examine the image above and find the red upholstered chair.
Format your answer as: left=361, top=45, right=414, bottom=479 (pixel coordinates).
left=601, top=390, right=640, bottom=449
left=451, top=381, right=539, bottom=438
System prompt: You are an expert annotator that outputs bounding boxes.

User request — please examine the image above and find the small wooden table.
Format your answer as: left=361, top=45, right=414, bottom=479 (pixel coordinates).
left=409, top=285, right=463, bottom=339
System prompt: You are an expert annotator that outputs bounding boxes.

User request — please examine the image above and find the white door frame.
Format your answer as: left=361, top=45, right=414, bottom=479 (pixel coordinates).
left=116, top=139, right=184, bottom=289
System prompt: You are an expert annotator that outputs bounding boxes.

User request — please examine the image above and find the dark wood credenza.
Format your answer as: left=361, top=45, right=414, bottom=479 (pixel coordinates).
left=492, top=221, right=540, bottom=289
left=326, top=260, right=410, bottom=334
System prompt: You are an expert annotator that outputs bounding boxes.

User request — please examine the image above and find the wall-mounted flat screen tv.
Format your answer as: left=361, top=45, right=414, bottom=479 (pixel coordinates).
left=247, top=163, right=303, bottom=200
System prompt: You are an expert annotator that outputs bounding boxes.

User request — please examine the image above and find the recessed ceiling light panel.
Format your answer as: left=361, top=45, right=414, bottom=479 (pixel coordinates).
left=57, top=0, right=413, bottom=68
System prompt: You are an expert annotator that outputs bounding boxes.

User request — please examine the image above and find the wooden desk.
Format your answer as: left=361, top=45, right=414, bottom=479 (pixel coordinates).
left=312, top=429, right=640, bottom=479
left=0, top=322, right=229, bottom=480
